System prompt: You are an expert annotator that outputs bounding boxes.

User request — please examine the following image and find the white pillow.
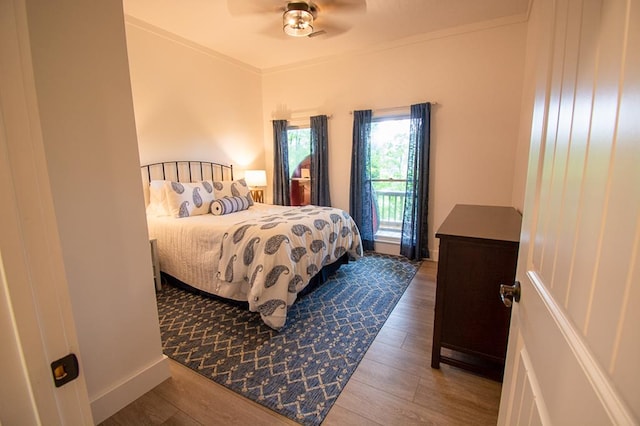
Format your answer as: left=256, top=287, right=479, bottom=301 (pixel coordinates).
left=206, top=178, right=254, bottom=206
left=146, top=180, right=170, bottom=216
left=164, top=181, right=215, bottom=218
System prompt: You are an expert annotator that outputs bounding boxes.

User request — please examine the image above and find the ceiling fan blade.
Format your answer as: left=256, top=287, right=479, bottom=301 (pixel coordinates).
left=259, top=21, right=291, bottom=40
left=227, top=0, right=284, bottom=16
left=308, top=29, right=327, bottom=38
left=317, top=0, right=366, bottom=13
left=307, top=19, right=351, bottom=38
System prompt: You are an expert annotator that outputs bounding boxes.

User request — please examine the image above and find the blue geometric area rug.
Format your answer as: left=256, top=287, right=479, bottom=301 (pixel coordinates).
left=156, top=253, right=420, bottom=425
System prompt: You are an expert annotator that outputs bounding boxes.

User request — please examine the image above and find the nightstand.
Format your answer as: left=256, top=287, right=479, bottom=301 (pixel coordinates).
left=149, top=239, right=161, bottom=291
left=250, top=189, right=264, bottom=203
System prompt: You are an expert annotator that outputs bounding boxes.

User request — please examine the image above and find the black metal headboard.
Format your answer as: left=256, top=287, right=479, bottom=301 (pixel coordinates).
left=141, top=160, right=234, bottom=185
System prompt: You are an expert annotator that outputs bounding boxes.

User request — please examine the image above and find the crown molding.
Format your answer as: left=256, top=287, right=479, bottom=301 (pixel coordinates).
left=262, top=13, right=529, bottom=75
left=124, top=12, right=528, bottom=77
left=124, top=15, right=262, bottom=76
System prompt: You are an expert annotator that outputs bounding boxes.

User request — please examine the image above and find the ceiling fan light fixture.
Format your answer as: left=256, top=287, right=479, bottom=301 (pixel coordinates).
left=283, top=2, right=315, bottom=37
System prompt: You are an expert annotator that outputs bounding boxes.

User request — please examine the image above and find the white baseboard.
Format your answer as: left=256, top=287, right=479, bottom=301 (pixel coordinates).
left=373, top=240, right=400, bottom=256
left=90, top=355, right=170, bottom=424
left=429, top=248, right=439, bottom=262
left=372, top=241, right=439, bottom=262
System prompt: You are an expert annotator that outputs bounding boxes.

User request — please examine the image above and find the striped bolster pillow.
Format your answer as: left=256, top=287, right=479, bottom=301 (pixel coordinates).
left=210, top=195, right=251, bottom=215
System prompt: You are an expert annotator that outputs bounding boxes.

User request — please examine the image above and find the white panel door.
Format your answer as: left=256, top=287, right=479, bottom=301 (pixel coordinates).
left=0, top=0, right=92, bottom=423
left=498, top=0, right=639, bottom=424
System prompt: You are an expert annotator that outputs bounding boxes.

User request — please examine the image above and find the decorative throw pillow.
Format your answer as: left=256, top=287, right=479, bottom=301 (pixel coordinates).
left=210, top=195, right=251, bottom=216
left=206, top=178, right=254, bottom=206
left=146, top=180, right=171, bottom=216
left=164, top=181, right=215, bottom=218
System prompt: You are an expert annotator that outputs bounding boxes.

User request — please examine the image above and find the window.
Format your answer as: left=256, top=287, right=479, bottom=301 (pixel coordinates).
left=287, top=127, right=310, bottom=176
left=287, top=127, right=311, bottom=206
left=370, top=117, right=411, bottom=240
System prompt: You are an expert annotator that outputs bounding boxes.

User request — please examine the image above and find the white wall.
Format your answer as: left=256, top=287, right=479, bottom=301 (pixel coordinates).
left=126, top=18, right=265, bottom=174
left=262, top=20, right=528, bottom=257
left=125, top=18, right=527, bottom=259
left=24, top=0, right=169, bottom=422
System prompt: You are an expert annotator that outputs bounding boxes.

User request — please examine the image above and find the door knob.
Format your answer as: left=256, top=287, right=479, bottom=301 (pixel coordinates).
left=500, top=281, right=521, bottom=308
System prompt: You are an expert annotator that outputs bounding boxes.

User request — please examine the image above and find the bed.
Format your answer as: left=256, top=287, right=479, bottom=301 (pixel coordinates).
left=142, top=161, right=363, bottom=329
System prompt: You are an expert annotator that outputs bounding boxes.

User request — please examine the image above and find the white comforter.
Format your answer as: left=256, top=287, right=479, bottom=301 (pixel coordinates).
left=147, top=204, right=363, bottom=329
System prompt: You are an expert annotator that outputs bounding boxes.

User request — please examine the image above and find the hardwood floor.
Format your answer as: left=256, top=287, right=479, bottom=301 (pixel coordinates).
left=100, top=261, right=502, bottom=425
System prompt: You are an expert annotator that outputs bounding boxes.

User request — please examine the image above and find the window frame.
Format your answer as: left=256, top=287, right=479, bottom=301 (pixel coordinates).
left=369, top=114, right=411, bottom=243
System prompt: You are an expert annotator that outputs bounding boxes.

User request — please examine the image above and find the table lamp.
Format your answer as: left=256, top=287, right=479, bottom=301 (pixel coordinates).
left=244, top=170, right=267, bottom=203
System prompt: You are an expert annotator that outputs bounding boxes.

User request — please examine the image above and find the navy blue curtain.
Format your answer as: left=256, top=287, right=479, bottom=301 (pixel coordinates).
left=349, top=110, right=374, bottom=251
left=400, top=103, right=431, bottom=259
left=310, top=115, right=331, bottom=206
left=272, top=120, right=290, bottom=206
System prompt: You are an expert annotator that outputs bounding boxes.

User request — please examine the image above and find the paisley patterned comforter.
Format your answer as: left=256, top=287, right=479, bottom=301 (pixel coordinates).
left=218, top=206, right=363, bottom=329
left=147, top=204, right=363, bottom=329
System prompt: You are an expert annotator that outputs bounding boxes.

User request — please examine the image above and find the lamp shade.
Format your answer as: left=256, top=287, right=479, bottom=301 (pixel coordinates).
left=244, top=170, right=267, bottom=187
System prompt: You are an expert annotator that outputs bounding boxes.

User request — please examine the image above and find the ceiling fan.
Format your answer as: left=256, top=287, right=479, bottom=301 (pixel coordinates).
left=227, top=0, right=366, bottom=38
left=283, top=2, right=319, bottom=37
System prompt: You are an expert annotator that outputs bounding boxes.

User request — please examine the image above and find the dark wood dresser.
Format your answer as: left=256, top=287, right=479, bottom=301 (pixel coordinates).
left=431, top=204, right=522, bottom=381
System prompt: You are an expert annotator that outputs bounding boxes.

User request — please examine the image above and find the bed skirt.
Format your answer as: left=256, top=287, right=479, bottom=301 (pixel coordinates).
left=160, top=253, right=350, bottom=310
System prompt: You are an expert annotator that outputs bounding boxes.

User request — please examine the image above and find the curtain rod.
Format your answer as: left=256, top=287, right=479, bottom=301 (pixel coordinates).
left=271, top=114, right=332, bottom=123
left=349, top=102, right=438, bottom=114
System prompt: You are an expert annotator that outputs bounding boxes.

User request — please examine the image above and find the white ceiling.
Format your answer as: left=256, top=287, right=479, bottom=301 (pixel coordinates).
left=123, top=0, right=530, bottom=71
